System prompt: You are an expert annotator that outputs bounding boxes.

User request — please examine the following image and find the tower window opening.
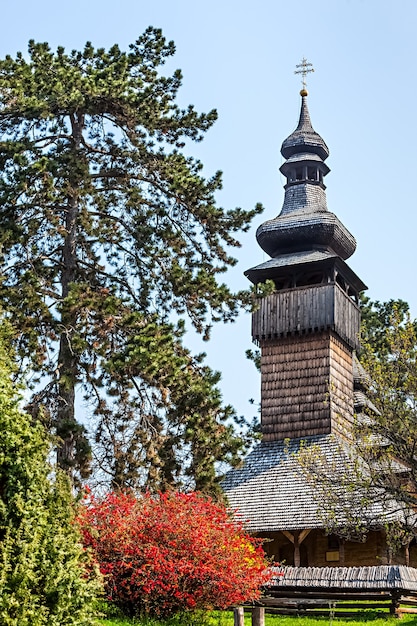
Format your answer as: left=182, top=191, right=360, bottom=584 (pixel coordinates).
left=308, top=166, right=317, bottom=181
left=296, top=168, right=303, bottom=181
left=295, top=272, right=324, bottom=287
left=288, top=169, right=297, bottom=183
left=336, top=274, right=347, bottom=292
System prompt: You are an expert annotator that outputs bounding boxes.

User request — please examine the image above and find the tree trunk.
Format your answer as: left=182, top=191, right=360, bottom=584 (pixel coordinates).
left=57, top=323, right=77, bottom=469
left=56, top=114, right=83, bottom=475
left=405, top=542, right=410, bottom=566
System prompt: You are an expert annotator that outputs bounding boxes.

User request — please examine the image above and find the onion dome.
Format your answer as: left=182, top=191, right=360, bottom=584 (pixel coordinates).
left=281, top=94, right=329, bottom=160
left=256, top=91, right=356, bottom=261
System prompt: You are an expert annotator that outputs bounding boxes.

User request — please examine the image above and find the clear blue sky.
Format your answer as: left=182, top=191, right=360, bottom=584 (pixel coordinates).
left=2, top=0, right=416, bottom=420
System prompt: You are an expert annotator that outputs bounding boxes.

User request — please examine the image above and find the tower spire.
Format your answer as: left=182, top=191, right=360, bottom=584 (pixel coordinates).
left=252, top=85, right=356, bottom=263
left=243, top=79, right=367, bottom=444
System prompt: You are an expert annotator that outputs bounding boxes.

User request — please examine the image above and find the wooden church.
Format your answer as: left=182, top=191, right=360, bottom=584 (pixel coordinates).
left=223, top=71, right=417, bottom=569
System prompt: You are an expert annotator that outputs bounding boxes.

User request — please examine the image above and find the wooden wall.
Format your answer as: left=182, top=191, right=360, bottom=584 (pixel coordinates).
left=252, top=283, right=360, bottom=352
left=329, top=333, right=354, bottom=439
left=259, top=530, right=416, bottom=567
left=260, top=331, right=353, bottom=441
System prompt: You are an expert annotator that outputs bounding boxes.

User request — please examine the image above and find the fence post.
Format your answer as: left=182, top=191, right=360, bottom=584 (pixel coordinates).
left=234, top=606, right=245, bottom=626
left=252, top=606, right=265, bottom=626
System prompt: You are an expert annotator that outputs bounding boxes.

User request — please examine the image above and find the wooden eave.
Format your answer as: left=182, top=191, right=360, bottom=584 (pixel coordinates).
left=245, top=254, right=367, bottom=295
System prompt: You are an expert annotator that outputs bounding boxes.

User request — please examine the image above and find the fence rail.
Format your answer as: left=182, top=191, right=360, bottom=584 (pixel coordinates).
left=233, top=589, right=417, bottom=624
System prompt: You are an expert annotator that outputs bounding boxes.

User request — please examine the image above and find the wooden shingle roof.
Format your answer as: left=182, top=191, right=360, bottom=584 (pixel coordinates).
left=269, top=565, right=417, bottom=591
left=281, top=95, right=329, bottom=161
left=223, top=435, right=403, bottom=533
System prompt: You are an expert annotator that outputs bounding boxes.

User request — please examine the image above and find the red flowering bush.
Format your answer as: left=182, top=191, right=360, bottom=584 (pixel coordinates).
left=78, top=491, right=271, bottom=617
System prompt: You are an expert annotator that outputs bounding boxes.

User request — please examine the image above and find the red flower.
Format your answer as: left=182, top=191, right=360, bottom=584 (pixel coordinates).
left=77, top=490, right=272, bottom=618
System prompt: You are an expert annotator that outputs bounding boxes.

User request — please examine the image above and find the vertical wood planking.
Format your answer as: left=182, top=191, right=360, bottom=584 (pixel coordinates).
left=252, top=283, right=360, bottom=351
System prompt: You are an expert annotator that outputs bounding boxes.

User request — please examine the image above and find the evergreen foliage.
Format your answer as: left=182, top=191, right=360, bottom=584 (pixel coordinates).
left=0, top=323, right=100, bottom=625
left=0, top=30, right=262, bottom=489
left=360, top=295, right=417, bottom=360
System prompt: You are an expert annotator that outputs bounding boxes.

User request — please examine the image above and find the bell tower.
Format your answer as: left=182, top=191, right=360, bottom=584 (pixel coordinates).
left=247, top=67, right=366, bottom=442
left=221, top=65, right=399, bottom=569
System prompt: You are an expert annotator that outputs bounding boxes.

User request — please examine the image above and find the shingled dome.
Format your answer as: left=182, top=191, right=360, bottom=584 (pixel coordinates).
left=255, top=91, right=356, bottom=262
left=281, top=95, right=329, bottom=160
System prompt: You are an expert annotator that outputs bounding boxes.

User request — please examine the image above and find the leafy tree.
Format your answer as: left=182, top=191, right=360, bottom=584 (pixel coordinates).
left=0, top=31, right=262, bottom=488
left=78, top=490, right=271, bottom=619
left=358, top=306, right=417, bottom=509
left=299, top=300, right=417, bottom=559
left=0, top=321, right=100, bottom=626
left=358, top=298, right=417, bottom=521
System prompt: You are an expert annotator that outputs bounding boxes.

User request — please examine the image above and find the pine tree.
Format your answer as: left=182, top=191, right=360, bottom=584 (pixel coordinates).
left=360, top=294, right=416, bottom=360
left=0, top=322, right=100, bottom=626
left=0, top=30, right=262, bottom=489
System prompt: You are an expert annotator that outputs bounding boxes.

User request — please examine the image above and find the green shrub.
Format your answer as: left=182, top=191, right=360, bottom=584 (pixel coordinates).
left=0, top=322, right=101, bottom=625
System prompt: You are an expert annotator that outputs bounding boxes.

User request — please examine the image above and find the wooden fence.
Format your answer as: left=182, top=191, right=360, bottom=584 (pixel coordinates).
left=233, top=590, right=417, bottom=624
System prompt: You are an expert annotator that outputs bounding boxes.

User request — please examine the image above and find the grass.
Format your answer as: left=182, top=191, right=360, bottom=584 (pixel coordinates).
left=97, top=611, right=417, bottom=626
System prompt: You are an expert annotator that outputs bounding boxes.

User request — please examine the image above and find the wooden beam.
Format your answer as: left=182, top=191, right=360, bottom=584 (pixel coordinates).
left=282, top=529, right=311, bottom=544
left=299, top=529, right=312, bottom=544
left=294, top=531, right=300, bottom=567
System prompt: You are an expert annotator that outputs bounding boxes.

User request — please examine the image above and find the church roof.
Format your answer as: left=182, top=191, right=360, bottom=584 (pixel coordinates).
left=222, top=436, right=399, bottom=533
left=256, top=209, right=357, bottom=260
left=223, top=437, right=332, bottom=532
left=353, top=354, right=371, bottom=389
left=249, top=249, right=337, bottom=268
left=245, top=251, right=366, bottom=293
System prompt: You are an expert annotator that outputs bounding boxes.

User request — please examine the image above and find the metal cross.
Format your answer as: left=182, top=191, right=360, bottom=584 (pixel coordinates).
left=294, top=58, right=314, bottom=90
